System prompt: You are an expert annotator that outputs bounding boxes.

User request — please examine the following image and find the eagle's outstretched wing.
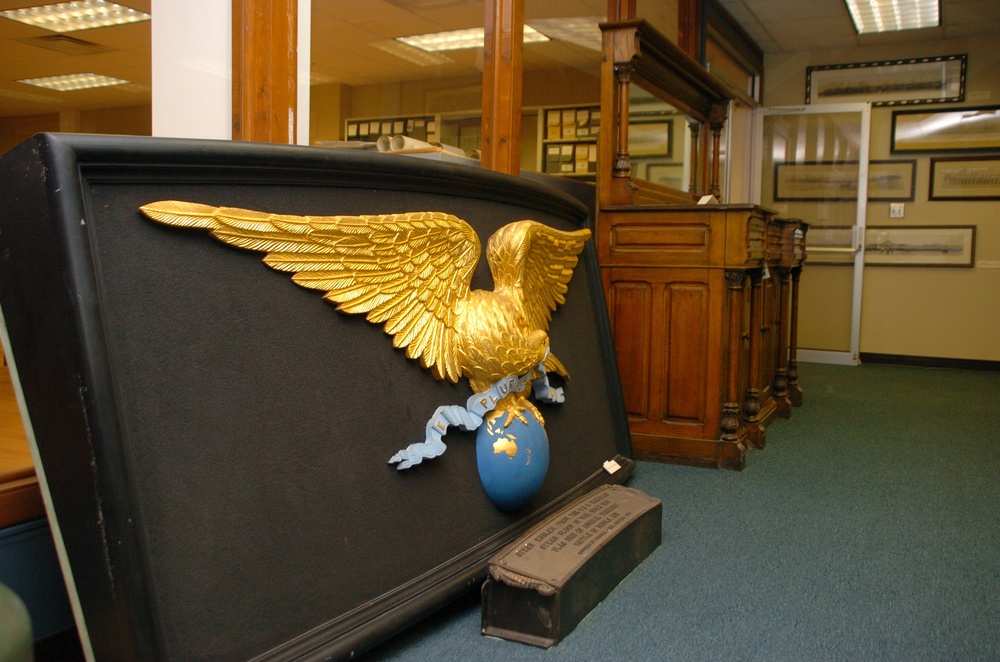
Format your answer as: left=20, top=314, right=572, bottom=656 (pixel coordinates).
left=487, top=220, right=591, bottom=336
left=140, top=201, right=480, bottom=383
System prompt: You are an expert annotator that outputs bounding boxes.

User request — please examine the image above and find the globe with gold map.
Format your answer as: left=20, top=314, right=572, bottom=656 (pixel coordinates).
left=475, top=408, right=550, bottom=512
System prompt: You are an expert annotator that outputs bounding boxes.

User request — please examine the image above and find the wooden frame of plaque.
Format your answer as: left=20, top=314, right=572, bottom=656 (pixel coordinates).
left=0, top=134, right=632, bottom=660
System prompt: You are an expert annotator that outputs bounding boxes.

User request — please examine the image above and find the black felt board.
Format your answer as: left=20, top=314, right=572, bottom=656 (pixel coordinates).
left=0, top=134, right=632, bottom=661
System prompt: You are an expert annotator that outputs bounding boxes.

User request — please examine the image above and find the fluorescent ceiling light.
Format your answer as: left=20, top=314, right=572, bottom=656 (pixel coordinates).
left=372, top=39, right=455, bottom=66
left=526, top=17, right=602, bottom=51
left=397, top=25, right=549, bottom=52
left=1, top=1, right=151, bottom=33
left=18, top=72, right=131, bottom=91
left=844, top=0, right=939, bottom=34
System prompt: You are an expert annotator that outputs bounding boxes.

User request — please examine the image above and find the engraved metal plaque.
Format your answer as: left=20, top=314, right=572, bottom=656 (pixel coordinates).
left=482, top=484, right=662, bottom=647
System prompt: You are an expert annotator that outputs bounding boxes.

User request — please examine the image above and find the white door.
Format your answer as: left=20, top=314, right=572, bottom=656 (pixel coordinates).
left=753, top=103, right=872, bottom=366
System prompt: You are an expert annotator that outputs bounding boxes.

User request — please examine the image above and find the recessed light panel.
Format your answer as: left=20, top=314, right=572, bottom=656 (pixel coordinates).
left=372, top=40, right=455, bottom=66
left=18, top=72, right=131, bottom=91
left=845, top=0, right=940, bottom=34
left=526, top=17, right=602, bottom=51
left=397, top=26, right=549, bottom=52
left=1, top=1, right=151, bottom=33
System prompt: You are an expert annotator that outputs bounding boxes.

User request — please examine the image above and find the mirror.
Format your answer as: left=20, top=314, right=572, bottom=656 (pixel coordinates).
left=627, top=87, right=692, bottom=193
left=598, top=19, right=733, bottom=205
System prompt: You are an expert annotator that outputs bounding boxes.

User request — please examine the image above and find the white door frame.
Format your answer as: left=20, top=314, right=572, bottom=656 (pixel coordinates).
left=751, top=103, right=872, bottom=366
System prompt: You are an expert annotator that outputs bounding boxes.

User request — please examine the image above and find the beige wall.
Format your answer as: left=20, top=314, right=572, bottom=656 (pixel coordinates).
left=0, top=114, right=58, bottom=156
left=0, top=106, right=151, bottom=156
left=764, top=35, right=1000, bottom=362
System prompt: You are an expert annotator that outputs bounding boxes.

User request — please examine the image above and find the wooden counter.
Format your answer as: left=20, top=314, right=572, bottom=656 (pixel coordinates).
left=598, top=205, right=806, bottom=469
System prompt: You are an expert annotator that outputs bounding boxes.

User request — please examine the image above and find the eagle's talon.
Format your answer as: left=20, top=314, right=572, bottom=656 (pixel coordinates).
left=502, top=408, right=530, bottom=427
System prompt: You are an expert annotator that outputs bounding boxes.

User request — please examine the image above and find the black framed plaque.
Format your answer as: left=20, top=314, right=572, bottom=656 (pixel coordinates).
left=0, top=134, right=632, bottom=660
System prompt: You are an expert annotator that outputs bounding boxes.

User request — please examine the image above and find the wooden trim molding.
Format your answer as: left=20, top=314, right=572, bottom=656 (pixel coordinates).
left=232, top=0, right=297, bottom=144
left=859, top=354, right=1000, bottom=372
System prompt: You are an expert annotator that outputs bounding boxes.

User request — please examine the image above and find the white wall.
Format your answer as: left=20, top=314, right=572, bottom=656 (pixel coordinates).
left=151, top=0, right=232, bottom=139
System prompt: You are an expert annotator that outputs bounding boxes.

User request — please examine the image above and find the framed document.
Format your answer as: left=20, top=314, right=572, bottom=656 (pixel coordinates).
left=806, top=55, right=966, bottom=106
left=892, top=105, right=1000, bottom=153
left=929, top=156, right=1000, bottom=200
left=864, top=226, right=976, bottom=267
left=774, top=160, right=915, bottom=201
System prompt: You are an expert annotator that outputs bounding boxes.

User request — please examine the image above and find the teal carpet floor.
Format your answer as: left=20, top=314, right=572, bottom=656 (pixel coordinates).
left=369, top=363, right=1000, bottom=660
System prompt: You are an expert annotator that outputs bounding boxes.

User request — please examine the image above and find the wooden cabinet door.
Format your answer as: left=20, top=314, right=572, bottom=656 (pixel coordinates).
left=604, top=266, right=725, bottom=443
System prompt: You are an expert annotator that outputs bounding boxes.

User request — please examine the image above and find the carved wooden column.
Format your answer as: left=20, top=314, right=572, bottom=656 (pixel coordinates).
left=744, top=267, right=765, bottom=448
left=721, top=270, right=747, bottom=446
left=773, top=266, right=792, bottom=418
left=613, top=62, right=634, bottom=182
left=688, top=120, right=701, bottom=196
left=788, top=265, right=804, bottom=406
left=481, top=0, right=524, bottom=175
left=708, top=102, right=727, bottom=199
left=232, top=0, right=297, bottom=144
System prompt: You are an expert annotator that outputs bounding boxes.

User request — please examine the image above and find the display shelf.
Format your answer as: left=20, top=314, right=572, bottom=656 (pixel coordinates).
left=345, top=114, right=437, bottom=144
left=539, top=105, right=599, bottom=176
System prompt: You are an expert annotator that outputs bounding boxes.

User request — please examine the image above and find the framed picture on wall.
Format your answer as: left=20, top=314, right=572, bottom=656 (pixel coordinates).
left=775, top=162, right=858, bottom=201
left=806, top=225, right=976, bottom=266
left=644, top=162, right=685, bottom=189
left=864, top=226, right=976, bottom=267
left=891, top=105, right=1000, bottom=152
left=774, top=160, right=915, bottom=201
left=806, top=55, right=966, bottom=106
left=868, top=160, right=917, bottom=201
left=929, top=156, right=1000, bottom=200
left=628, top=120, right=672, bottom=158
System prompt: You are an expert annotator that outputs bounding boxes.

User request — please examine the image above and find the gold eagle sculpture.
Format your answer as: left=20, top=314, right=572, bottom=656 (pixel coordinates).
left=139, top=201, right=591, bottom=469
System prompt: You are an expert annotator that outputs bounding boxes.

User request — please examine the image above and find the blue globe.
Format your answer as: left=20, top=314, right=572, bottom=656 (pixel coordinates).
left=476, top=407, right=549, bottom=512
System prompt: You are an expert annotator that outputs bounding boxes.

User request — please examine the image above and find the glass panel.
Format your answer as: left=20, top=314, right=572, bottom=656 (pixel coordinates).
left=310, top=1, right=487, bottom=150
left=523, top=0, right=604, bottom=177
left=311, top=1, right=605, bottom=173
left=760, top=109, right=867, bottom=357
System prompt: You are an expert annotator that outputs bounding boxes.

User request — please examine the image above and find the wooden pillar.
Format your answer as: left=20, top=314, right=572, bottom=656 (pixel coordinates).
left=788, top=266, right=804, bottom=406
left=481, top=0, right=524, bottom=175
left=677, top=0, right=702, bottom=60
left=232, top=0, right=297, bottom=144
left=687, top=120, right=701, bottom=196
left=613, top=62, right=634, bottom=182
left=744, top=268, right=764, bottom=448
left=607, top=0, right=635, bottom=21
left=721, top=270, right=746, bottom=444
left=709, top=102, right=727, bottom=200
left=773, top=267, right=792, bottom=418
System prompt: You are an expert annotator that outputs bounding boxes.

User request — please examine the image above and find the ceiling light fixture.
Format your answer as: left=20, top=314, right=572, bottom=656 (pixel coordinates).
left=397, top=25, right=549, bottom=52
left=844, top=0, right=939, bottom=34
left=1, top=1, right=151, bottom=33
left=525, top=17, right=602, bottom=51
left=372, top=40, right=455, bottom=66
left=18, top=72, right=131, bottom=91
